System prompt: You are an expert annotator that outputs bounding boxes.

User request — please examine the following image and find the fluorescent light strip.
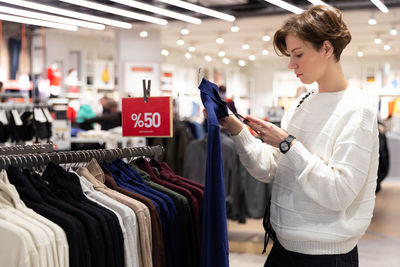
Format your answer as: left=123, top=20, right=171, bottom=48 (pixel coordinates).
left=60, top=0, right=168, bottom=25
left=0, top=5, right=105, bottom=30
left=158, top=0, right=235, bottom=22
left=307, top=0, right=328, bottom=5
left=370, top=0, right=389, bottom=13
left=111, top=0, right=201, bottom=24
left=0, top=0, right=132, bottom=29
left=0, top=13, right=77, bottom=31
left=264, top=0, right=303, bottom=14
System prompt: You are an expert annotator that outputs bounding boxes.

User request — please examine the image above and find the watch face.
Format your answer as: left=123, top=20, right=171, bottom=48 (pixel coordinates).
left=280, top=142, right=289, bottom=151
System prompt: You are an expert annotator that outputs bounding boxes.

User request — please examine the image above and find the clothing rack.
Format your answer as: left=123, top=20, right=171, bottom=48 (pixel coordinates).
left=0, top=145, right=164, bottom=170
left=0, top=102, right=50, bottom=110
left=0, top=143, right=54, bottom=156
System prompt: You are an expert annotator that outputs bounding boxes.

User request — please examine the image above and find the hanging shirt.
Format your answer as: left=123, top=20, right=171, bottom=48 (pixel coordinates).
left=7, top=166, right=90, bottom=267
left=198, top=78, right=230, bottom=267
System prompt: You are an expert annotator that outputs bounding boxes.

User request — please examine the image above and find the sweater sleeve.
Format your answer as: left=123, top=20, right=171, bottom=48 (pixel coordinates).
left=286, top=106, right=379, bottom=211
left=231, top=127, right=280, bottom=183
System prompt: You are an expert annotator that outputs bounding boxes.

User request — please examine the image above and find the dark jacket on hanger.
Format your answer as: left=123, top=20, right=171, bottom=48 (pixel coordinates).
left=43, top=163, right=125, bottom=267
left=7, top=166, right=90, bottom=267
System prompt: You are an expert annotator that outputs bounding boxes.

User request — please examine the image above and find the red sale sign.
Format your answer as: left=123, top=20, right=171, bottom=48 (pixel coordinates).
left=122, top=97, right=173, bottom=137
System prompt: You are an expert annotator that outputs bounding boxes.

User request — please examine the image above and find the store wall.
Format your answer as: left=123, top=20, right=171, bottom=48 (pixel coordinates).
left=115, top=28, right=161, bottom=98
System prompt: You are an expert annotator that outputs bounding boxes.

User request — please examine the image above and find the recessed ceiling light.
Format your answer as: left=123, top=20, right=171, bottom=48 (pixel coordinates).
left=262, top=49, right=269, bottom=55
left=216, top=37, right=224, bottom=44
left=218, top=51, right=226, bottom=57
left=177, top=38, right=185, bottom=45
left=204, top=55, right=212, bottom=62
left=390, top=28, right=398, bottom=35
left=262, top=35, right=271, bottom=42
left=384, top=44, right=391, bottom=51
left=368, top=18, right=377, bottom=25
left=374, top=37, right=382, bottom=44
left=188, top=46, right=196, bottom=52
left=357, top=51, right=364, bottom=57
left=222, top=58, right=230, bottom=64
left=181, top=27, right=190, bottom=35
left=242, top=43, right=250, bottom=50
left=238, top=60, right=246, bottom=66
left=249, top=55, right=256, bottom=61
left=140, top=30, right=148, bottom=37
left=161, top=49, right=169, bottom=56
left=231, top=25, right=239, bottom=32
left=185, top=52, right=192, bottom=59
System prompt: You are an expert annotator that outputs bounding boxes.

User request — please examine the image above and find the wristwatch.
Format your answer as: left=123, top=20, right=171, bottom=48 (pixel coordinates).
left=279, top=135, right=296, bottom=154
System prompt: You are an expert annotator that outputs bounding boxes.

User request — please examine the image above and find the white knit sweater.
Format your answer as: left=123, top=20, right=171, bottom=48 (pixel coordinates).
left=231, top=87, right=379, bottom=255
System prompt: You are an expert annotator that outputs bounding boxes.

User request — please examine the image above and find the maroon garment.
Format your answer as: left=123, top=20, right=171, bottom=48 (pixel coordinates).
left=135, top=157, right=202, bottom=249
left=156, top=161, right=205, bottom=190
left=152, top=160, right=204, bottom=225
left=101, top=165, right=166, bottom=267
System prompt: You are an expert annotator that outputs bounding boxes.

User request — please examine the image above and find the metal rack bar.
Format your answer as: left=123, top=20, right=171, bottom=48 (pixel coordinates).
left=0, top=143, right=54, bottom=156
left=0, top=145, right=164, bottom=170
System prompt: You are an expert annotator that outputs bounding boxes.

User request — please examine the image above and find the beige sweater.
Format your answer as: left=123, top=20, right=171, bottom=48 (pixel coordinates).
left=232, top=87, right=379, bottom=255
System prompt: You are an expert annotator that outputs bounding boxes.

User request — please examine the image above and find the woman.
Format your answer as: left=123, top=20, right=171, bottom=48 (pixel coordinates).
left=219, top=5, right=378, bottom=267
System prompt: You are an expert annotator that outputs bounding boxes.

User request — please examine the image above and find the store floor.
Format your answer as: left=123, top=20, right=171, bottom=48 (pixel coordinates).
left=228, top=178, right=400, bottom=267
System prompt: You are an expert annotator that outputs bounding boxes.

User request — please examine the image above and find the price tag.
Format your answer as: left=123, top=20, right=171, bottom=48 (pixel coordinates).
left=51, top=120, right=71, bottom=150
left=122, top=96, right=173, bottom=137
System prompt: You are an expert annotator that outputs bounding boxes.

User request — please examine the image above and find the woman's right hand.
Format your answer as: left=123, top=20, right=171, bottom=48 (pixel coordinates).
left=203, top=109, right=244, bottom=136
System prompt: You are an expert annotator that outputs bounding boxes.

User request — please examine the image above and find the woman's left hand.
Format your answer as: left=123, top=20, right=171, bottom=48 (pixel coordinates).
left=245, top=115, right=290, bottom=148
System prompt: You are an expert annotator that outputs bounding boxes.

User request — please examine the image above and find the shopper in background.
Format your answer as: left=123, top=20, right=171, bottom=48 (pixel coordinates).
left=80, top=100, right=122, bottom=131
left=213, top=5, right=378, bottom=267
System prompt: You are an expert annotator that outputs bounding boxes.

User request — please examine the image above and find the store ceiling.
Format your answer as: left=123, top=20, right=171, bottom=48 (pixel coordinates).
left=6, top=0, right=400, bottom=60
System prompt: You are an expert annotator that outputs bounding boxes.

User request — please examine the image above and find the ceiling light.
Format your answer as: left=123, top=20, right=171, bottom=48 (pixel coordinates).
left=262, top=34, right=271, bottom=42
left=249, top=55, right=256, bottom=61
left=204, top=55, right=212, bottom=62
left=185, top=52, right=192, bottom=59
left=180, top=27, right=190, bottom=35
left=262, top=49, right=269, bottom=55
left=0, top=13, right=77, bottom=31
left=176, top=38, right=185, bottom=45
left=60, top=0, right=168, bottom=25
left=263, top=0, right=303, bottom=14
left=231, top=22, right=239, bottom=32
left=111, top=0, right=201, bottom=24
left=222, top=58, right=230, bottom=64
left=218, top=51, right=226, bottom=57
left=242, top=43, right=250, bottom=50
left=161, top=49, right=169, bottom=56
left=158, top=0, right=235, bottom=21
left=238, top=60, right=246, bottom=67
left=216, top=37, right=224, bottom=44
left=357, top=51, right=364, bottom=57
left=370, top=0, right=389, bottom=13
left=0, top=0, right=132, bottom=28
left=188, top=46, right=196, bottom=52
left=0, top=5, right=105, bottom=30
left=374, top=37, right=382, bottom=44
left=307, top=0, right=328, bottom=5
left=368, top=17, right=377, bottom=25
left=384, top=44, right=391, bottom=51
left=140, top=30, right=148, bottom=37
left=390, top=28, right=398, bottom=35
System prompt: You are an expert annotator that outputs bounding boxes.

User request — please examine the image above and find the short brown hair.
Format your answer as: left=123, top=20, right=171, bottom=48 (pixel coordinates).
left=273, top=5, right=351, bottom=61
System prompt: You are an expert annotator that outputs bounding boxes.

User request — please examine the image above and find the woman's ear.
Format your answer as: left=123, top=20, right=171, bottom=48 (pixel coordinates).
left=323, top=40, right=334, bottom=58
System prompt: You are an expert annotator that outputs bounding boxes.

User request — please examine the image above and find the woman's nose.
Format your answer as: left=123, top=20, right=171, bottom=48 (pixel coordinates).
left=288, top=60, right=297, bottom=69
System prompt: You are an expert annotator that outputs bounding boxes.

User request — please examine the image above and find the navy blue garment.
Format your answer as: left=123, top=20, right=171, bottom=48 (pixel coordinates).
left=104, top=160, right=182, bottom=267
left=198, top=78, right=230, bottom=267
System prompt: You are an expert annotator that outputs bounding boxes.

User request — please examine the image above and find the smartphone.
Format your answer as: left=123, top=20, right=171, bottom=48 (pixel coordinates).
left=235, top=113, right=250, bottom=124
